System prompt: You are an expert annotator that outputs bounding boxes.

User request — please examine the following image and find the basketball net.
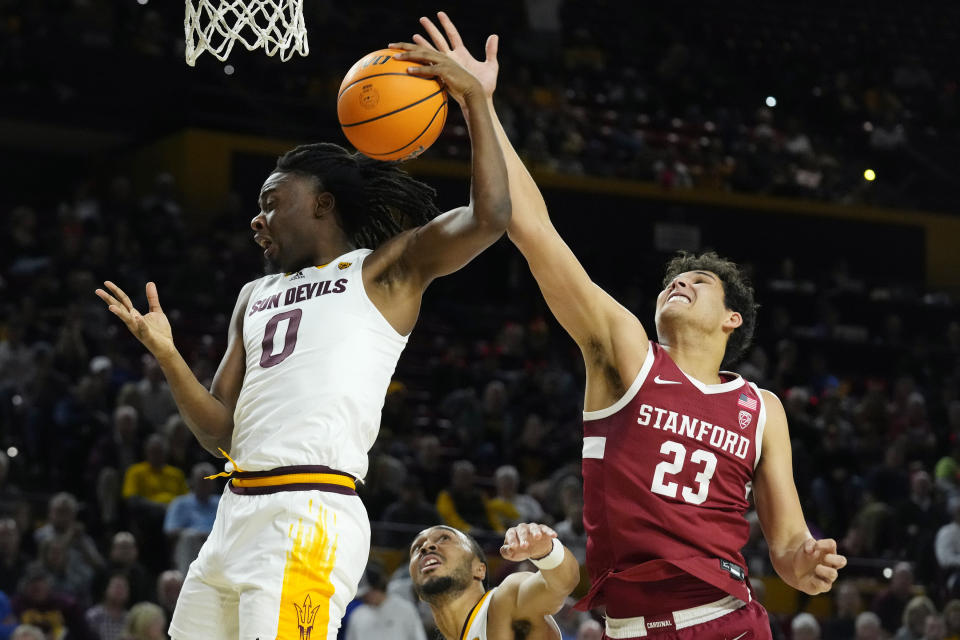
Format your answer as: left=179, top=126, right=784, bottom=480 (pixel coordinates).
left=184, top=0, right=308, bottom=66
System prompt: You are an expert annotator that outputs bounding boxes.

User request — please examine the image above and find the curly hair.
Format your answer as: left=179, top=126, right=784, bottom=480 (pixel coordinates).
left=662, top=251, right=758, bottom=367
left=275, top=143, right=441, bottom=249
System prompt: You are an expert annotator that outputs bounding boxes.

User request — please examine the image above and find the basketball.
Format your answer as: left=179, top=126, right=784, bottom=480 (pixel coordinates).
left=337, top=48, right=448, bottom=162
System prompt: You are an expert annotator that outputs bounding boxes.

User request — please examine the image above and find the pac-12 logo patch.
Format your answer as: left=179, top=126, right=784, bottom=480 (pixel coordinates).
left=738, top=410, right=752, bottom=429
left=337, top=262, right=352, bottom=270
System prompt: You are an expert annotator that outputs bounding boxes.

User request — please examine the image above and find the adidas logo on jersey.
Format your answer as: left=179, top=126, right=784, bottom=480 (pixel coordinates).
left=290, top=271, right=305, bottom=280
left=338, top=261, right=352, bottom=270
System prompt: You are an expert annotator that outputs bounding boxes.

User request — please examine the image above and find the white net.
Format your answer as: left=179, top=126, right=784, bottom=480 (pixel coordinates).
left=184, top=0, right=308, bottom=66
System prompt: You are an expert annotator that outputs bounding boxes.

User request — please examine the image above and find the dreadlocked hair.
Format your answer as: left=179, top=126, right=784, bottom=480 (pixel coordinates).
left=275, top=142, right=441, bottom=249
left=663, top=250, right=759, bottom=368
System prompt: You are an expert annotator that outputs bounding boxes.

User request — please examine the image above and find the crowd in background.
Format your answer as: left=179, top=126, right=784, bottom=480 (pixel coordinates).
left=1, top=1, right=959, bottom=212
left=1, top=164, right=958, bottom=639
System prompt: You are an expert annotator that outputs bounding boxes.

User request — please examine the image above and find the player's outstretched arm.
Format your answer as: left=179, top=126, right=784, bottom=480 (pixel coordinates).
left=95, top=280, right=250, bottom=456
left=753, top=390, right=847, bottom=595
left=497, top=523, right=580, bottom=618
left=414, top=13, right=646, bottom=367
left=380, top=41, right=510, bottom=286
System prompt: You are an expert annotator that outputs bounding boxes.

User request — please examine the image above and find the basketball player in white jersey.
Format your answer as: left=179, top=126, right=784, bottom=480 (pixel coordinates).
left=95, top=48, right=510, bottom=640
left=409, top=523, right=580, bottom=640
left=405, top=12, right=846, bottom=639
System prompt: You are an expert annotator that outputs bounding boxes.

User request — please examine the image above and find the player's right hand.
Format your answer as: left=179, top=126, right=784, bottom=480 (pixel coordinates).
left=95, top=281, right=176, bottom=359
left=413, top=11, right=499, bottom=101
left=500, top=522, right=558, bottom=563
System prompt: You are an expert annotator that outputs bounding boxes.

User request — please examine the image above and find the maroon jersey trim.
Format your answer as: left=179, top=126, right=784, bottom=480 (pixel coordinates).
left=583, top=343, right=655, bottom=422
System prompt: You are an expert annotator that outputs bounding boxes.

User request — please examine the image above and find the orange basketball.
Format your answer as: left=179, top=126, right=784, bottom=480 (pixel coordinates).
left=337, top=48, right=448, bottom=162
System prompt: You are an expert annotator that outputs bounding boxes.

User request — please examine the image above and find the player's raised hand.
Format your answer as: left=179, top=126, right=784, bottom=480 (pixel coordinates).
left=95, top=281, right=175, bottom=359
left=389, top=42, right=484, bottom=107
left=500, top=523, right=558, bottom=563
left=411, top=12, right=499, bottom=100
left=792, top=537, right=847, bottom=595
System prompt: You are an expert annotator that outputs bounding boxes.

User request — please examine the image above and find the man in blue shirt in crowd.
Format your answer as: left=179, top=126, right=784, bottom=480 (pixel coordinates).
left=163, top=463, right=219, bottom=574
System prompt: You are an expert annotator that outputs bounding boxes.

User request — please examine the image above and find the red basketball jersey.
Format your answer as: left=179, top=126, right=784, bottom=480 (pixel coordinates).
left=577, top=341, right=767, bottom=615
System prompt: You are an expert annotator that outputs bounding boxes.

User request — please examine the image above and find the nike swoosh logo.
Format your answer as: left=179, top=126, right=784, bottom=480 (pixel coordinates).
left=729, top=632, right=749, bottom=640
left=654, top=375, right=681, bottom=385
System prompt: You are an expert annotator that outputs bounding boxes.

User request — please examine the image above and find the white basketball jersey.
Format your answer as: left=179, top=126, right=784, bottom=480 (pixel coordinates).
left=462, top=590, right=495, bottom=640
left=230, top=248, right=407, bottom=480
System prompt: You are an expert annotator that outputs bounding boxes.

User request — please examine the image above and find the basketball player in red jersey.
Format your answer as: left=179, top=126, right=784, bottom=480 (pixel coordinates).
left=405, top=13, right=846, bottom=639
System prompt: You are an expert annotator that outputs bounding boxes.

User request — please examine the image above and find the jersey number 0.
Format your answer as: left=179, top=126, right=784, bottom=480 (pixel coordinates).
left=259, top=309, right=303, bottom=368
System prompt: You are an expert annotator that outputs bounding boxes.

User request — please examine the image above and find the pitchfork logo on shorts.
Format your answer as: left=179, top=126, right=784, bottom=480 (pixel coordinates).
left=294, top=594, right=322, bottom=640
left=738, top=410, right=752, bottom=429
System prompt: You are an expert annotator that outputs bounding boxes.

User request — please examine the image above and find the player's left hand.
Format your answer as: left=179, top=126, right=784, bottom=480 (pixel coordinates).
left=792, top=537, right=847, bottom=595
left=410, top=12, right=499, bottom=101
left=500, top=523, right=558, bottom=563
left=389, top=42, right=483, bottom=107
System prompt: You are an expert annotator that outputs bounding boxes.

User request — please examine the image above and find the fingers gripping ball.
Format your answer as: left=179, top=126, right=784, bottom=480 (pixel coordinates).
left=337, top=49, right=448, bottom=162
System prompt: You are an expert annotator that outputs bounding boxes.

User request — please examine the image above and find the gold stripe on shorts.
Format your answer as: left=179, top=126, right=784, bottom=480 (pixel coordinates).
left=231, top=472, right=356, bottom=490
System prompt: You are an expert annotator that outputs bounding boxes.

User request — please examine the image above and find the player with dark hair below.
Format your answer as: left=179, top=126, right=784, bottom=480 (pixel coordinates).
left=95, top=44, right=510, bottom=640
left=406, top=12, right=847, bottom=639
left=409, top=524, right=580, bottom=640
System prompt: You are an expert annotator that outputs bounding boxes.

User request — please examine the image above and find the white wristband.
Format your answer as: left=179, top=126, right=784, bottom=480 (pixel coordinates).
left=530, top=538, right=564, bottom=570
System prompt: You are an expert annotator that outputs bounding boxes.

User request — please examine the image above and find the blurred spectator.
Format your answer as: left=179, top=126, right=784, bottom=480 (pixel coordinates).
left=0, top=590, right=15, bottom=640
left=552, top=597, right=591, bottom=640
left=408, top=435, right=447, bottom=503
left=8, top=627, right=45, bottom=640
left=84, top=574, right=130, bottom=640
left=0, top=518, right=28, bottom=595
left=576, top=618, right=602, bottom=640
left=11, top=566, right=94, bottom=640
left=118, top=355, right=176, bottom=430
left=898, top=470, right=946, bottom=583
left=792, top=612, right=822, bottom=640
left=122, top=434, right=188, bottom=507
left=30, top=536, right=94, bottom=607
left=823, top=580, right=861, bottom=640
left=944, top=600, right=960, bottom=640
left=855, top=612, right=884, bottom=640
left=122, top=434, right=188, bottom=572
left=896, top=596, right=937, bottom=640
left=121, top=602, right=166, bottom=640
left=0, top=453, right=20, bottom=520
left=937, top=498, right=960, bottom=597
left=161, top=415, right=206, bottom=475
left=435, top=460, right=500, bottom=535
left=94, top=532, right=155, bottom=605
left=487, top=464, right=546, bottom=528
left=345, top=563, right=425, bottom=640
left=163, top=462, right=218, bottom=574
left=379, top=476, right=440, bottom=548
left=359, top=454, right=406, bottom=522
left=155, top=570, right=183, bottom=622
left=874, top=562, right=917, bottom=634
left=88, top=405, right=141, bottom=485
left=926, top=615, right=948, bottom=640
left=33, top=493, right=104, bottom=577
left=553, top=487, right=586, bottom=565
